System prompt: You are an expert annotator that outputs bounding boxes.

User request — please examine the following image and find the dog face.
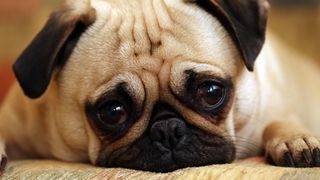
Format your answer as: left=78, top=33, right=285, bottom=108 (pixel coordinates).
left=13, top=0, right=268, bottom=172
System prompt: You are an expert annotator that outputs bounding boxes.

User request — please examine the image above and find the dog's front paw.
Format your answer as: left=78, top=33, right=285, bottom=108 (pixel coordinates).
left=265, top=135, right=320, bottom=167
left=0, top=154, right=7, bottom=175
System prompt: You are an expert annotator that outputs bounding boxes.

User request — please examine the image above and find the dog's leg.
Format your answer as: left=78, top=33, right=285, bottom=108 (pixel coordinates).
left=263, top=120, right=320, bottom=167
left=0, top=138, right=7, bottom=175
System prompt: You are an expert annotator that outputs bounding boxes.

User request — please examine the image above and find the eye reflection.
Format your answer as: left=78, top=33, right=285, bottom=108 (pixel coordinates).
left=98, top=101, right=128, bottom=125
left=196, top=81, right=225, bottom=109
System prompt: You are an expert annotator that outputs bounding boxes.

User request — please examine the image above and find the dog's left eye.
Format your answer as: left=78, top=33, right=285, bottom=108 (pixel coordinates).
left=97, top=101, right=128, bottom=125
left=196, top=81, right=225, bottom=109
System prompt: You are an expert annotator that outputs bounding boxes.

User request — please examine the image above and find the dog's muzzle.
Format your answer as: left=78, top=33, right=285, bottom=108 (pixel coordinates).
left=100, top=103, right=236, bottom=172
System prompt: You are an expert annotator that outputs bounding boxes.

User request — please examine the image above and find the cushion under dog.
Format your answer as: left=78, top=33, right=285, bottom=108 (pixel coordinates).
left=2, top=158, right=320, bottom=179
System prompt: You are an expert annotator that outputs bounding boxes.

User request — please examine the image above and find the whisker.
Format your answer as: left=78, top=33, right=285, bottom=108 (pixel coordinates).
left=224, top=135, right=261, bottom=147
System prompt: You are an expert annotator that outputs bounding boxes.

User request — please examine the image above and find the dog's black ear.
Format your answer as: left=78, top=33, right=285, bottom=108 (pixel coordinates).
left=13, top=1, right=96, bottom=99
left=192, top=0, right=269, bottom=71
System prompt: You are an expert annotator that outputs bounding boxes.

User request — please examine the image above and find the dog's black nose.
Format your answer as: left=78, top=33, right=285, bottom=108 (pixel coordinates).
left=150, top=118, right=187, bottom=149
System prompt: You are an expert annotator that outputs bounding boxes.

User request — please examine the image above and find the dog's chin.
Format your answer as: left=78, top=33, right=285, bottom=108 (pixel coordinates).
left=97, top=127, right=235, bottom=172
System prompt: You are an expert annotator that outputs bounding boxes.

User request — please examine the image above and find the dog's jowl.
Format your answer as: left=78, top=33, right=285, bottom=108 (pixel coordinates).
left=0, top=0, right=320, bottom=173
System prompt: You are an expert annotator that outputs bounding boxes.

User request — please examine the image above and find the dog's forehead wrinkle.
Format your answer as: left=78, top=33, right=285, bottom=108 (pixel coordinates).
left=94, top=1, right=184, bottom=54
left=65, top=0, right=240, bottom=104
left=90, top=0, right=162, bottom=73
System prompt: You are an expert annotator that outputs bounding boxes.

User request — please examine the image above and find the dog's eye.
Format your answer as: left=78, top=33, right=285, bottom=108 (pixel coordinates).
left=196, top=81, right=225, bottom=109
left=98, top=101, right=128, bottom=125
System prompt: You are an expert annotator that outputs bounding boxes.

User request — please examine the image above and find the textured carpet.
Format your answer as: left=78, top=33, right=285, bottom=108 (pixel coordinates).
left=1, top=158, right=320, bottom=179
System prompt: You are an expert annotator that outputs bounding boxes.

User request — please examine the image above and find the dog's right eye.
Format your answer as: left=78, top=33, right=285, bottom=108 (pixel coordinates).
left=196, top=81, right=225, bottom=110
left=97, top=101, right=128, bottom=125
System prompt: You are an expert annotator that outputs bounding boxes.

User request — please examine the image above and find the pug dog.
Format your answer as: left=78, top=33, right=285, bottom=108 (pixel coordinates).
left=0, top=0, right=320, bottom=173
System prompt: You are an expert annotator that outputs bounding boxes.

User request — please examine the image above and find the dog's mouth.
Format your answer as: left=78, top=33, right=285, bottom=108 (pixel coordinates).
left=97, top=124, right=235, bottom=172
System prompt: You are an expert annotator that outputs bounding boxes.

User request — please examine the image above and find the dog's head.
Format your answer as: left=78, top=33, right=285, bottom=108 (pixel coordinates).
left=13, top=0, right=268, bottom=172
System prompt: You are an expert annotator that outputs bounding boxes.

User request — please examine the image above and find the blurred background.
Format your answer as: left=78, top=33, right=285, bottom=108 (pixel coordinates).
left=0, top=0, right=320, bottom=102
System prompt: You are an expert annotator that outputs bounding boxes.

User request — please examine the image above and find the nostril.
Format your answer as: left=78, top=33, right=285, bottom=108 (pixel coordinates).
left=150, top=129, right=161, bottom=142
left=169, top=119, right=186, bottom=146
left=150, top=122, right=166, bottom=142
left=169, top=119, right=186, bottom=137
left=174, top=125, right=186, bottom=139
left=150, top=119, right=187, bottom=149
